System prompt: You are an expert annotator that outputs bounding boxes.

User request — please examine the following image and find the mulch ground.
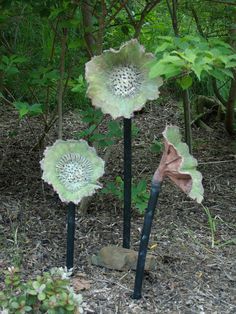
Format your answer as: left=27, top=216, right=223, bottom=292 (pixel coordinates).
left=0, top=97, right=236, bottom=313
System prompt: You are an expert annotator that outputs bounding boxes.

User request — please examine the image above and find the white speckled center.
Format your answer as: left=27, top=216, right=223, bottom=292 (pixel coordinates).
left=56, top=153, right=92, bottom=191
left=108, top=65, right=142, bottom=97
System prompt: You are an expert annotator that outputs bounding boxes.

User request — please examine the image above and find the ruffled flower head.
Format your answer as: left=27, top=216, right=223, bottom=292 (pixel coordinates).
left=85, top=39, right=163, bottom=119
left=40, top=140, right=105, bottom=204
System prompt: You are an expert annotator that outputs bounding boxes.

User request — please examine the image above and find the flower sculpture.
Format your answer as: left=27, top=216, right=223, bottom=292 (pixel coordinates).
left=85, top=39, right=163, bottom=119
left=133, top=125, right=204, bottom=300
left=40, top=140, right=105, bottom=204
left=158, top=125, right=204, bottom=203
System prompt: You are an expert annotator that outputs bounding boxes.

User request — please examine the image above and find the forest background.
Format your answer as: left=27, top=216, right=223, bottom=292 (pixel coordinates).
left=1, top=0, right=236, bottom=142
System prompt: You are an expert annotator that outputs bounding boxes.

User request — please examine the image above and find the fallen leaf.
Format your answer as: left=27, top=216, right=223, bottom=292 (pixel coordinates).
left=72, top=273, right=92, bottom=292
left=149, top=243, right=158, bottom=250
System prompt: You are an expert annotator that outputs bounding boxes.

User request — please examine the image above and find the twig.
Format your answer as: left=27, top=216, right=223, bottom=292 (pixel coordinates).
left=106, top=0, right=129, bottom=26
left=198, top=159, right=235, bottom=165
left=96, top=278, right=133, bottom=292
left=204, top=0, right=236, bottom=5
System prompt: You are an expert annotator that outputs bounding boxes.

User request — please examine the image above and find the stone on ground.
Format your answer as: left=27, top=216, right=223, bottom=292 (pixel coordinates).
left=91, top=245, right=156, bottom=271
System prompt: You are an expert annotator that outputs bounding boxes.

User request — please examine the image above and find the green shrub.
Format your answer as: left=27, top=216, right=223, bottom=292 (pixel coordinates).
left=0, top=267, right=83, bottom=314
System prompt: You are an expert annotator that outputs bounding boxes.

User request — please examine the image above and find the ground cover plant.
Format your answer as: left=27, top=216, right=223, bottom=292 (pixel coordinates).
left=1, top=0, right=236, bottom=313
left=0, top=267, right=83, bottom=313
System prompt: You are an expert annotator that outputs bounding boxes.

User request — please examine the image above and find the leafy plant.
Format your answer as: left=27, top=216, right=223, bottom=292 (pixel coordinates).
left=76, top=111, right=139, bottom=148
left=102, top=176, right=149, bottom=214
left=0, top=266, right=83, bottom=314
left=202, top=204, right=217, bottom=248
left=149, top=35, right=236, bottom=150
left=0, top=55, right=27, bottom=81
left=13, top=102, right=43, bottom=119
left=150, top=139, right=163, bottom=154
left=150, top=36, right=236, bottom=82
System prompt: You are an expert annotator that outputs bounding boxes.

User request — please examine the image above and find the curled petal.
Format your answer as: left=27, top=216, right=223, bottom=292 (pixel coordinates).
left=154, top=126, right=204, bottom=203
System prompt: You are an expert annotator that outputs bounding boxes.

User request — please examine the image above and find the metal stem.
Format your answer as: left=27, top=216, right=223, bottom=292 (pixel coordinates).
left=66, top=202, right=76, bottom=270
left=132, top=181, right=162, bottom=299
left=123, top=117, right=132, bottom=249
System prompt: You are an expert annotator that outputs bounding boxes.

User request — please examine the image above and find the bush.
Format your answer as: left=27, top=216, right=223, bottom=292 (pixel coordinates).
left=0, top=267, right=83, bottom=314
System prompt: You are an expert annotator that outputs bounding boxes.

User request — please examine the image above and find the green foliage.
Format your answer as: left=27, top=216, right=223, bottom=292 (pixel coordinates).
left=76, top=106, right=139, bottom=148
left=0, top=266, right=83, bottom=314
left=13, top=102, right=43, bottom=119
left=202, top=205, right=217, bottom=248
left=102, top=176, right=149, bottom=214
left=150, top=139, right=164, bottom=154
left=202, top=204, right=236, bottom=249
left=76, top=118, right=123, bottom=148
left=150, top=36, right=236, bottom=85
left=30, top=67, right=59, bottom=88
left=70, top=75, right=89, bottom=109
left=71, top=75, right=87, bottom=94
left=0, top=55, right=27, bottom=80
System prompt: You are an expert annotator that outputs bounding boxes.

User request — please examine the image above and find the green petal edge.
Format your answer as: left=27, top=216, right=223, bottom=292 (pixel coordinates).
left=40, top=139, right=105, bottom=204
left=162, top=125, right=204, bottom=203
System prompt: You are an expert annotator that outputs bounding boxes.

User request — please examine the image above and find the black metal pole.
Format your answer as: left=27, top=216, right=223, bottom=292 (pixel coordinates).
left=66, top=202, right=76, bottom=270
left=123, top=117, right=132, bottom=249
left=132, top=180, right=162, bottom=299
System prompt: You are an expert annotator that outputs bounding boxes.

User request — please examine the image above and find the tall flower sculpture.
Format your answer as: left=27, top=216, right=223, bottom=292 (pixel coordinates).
left=40, top=139, right=105, bottom=204
left=133, top=125, right=204, bottom=300
left=85, top=39, right=163, bottom=119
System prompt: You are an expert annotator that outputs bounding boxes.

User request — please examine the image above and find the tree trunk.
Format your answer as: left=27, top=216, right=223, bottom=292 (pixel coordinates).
left=225, top=71, right=236, bottom=134
left=191, top=5, right=205, bottom=38
left=81, top=0, right=95, bottom=57
left=225, top=22, right=236, bottom=134
left=172, top=0, right=178, bottom=36
left=166, top=0, right=179, bottom=36
left=97, top=0, right=107, bottom=54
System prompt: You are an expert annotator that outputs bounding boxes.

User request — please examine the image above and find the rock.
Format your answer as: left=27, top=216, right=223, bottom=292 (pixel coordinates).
left=91, top=245, right=156, bottom=271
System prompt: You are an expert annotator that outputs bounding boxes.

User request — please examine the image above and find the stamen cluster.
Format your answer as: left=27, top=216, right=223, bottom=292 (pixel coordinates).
left=56, top=153, right=92, bottom=191
left=108, top=65, right=142, bottom=97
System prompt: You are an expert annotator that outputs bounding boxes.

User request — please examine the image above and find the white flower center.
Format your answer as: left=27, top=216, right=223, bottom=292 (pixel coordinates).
left=108, top=65, right=142, bottom=97
left=56, top=153, right=92, bottom=191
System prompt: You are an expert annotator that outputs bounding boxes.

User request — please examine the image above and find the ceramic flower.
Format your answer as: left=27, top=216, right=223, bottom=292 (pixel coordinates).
left=40, top=140, right=105, bottom=204
left=154, top=126, right=204, bottom=203
left=85, top=39, right=163, bottom=119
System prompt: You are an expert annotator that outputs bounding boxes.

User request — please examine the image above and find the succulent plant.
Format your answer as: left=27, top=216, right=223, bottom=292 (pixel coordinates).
left=85, top=39, right=163, bottom=119
left=40, top=140, right=105, bottom=204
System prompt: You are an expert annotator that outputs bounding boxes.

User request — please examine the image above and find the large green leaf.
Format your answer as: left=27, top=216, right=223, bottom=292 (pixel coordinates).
left=178, top=75, right=193, bottom=90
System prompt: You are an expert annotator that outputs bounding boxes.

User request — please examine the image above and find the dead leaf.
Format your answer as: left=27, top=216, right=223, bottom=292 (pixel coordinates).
left=72, top=273, right=92, bottom=292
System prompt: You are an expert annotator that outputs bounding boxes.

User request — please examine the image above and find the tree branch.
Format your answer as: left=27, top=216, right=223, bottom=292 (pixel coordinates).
left=212, top=78, right=227, bottom=105
left=106, top=0, right=130, bottom=26
left=205, top=0, right=236, bottom=5
left=120, top=0, right=136, bottom=27
left=134, top=0, right=162, bottom=38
